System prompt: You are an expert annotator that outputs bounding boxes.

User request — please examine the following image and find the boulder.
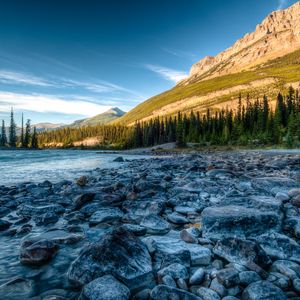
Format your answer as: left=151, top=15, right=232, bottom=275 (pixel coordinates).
left=20, top=238, right=59, bottom=266
left=157, top=263, right=189, bottom=280
left=74, top=193, right=95, bottom=210
left=256, top=232, right=300, bottom=263
left=241, top=280, right=287, bottom=300
left=68, top=227, right=154, bottom=292
left=81, top=275, right=130, bottom=300
left=196, top=287, right=221, bottom=300
left=202, top=205, right=280, bottom=240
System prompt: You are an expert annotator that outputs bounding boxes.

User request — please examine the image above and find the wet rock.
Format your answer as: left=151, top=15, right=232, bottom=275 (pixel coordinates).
left=167, top=212, right=189, bottom=224
left=89, top=207, right=124, bottom=225
left=0, top=219, right=11, bottom=231
left=216, top=268, right=240, bottom=288
left=202, top=205, right=280, bottom=240
left=140, top=214, right=170, bottom=235
left=158, top=263, right=189, bottom=280
left=189, top=268, right=205, bottom=285
left=256, top=232, right=300, bottom=263
left=18, top=204, right=65, bottom=218
left=76, top=176, right=88, bottom=186
left=196, top=287, right=221, bottom=300
left=121, top=224, right=147, bottom=236
left=150, top=285, right=202, bottom=300
left=113, top=156, right=125, bottom=162
left=74, top=193, right=95, bottom=210
left=241, top=280, right=287, bottom=300
left=81, top=275, right=130, bottom=300
left=20, top=238, right=59, bottom=266
left=210, top=278, right=227, bottom=298
left=33, top=212, right=59, bottom=226
left=269, top=260, right=300, bottom=280
left=0, top=277, right=34, bottom=299
left=267, top=272, right=289, bottom=290
left=68, top=227, right=154, bottom=291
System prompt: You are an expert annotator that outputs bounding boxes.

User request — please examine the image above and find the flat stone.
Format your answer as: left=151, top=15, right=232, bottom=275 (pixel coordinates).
left=202, top=205, right=280, bottom=240
left=81, top=275, right=130, bottom=300
left=89, top=207, right=124, bottom=225
left=140, top=214, right=170, bottom=235
left=167, top=212, right=189, bottom=224
left=241, top=280, right=287, bottom=300
left=68, top=227, right=154, bottom=292
left=256, top=232, right=300, bottom=263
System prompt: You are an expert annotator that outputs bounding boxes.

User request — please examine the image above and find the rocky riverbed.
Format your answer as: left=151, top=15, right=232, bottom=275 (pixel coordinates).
left=1, top=151, right=300, bottom=299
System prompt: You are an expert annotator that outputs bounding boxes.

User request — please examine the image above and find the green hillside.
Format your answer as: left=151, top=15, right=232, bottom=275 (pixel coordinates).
left=117, top=48, right=300, bottom=125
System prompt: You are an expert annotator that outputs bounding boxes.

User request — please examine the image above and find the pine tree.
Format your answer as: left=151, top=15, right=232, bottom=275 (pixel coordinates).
left=31, top=126, right=38, bottom=148
left=176, top=114, right=186, bottom=148
left=9, top=108, right=17, bottom=148
left=0, top=120, right=7, bottom=147
left=20, top=113, right=24, bottom=147
left=24, top=119, right=31, bottom=148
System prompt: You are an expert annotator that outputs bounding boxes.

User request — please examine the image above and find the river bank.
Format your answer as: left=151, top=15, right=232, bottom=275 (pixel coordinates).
left=0, top=151, right=300, bottom=299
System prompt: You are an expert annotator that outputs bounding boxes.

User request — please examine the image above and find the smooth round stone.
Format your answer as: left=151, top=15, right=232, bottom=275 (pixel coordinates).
left=196, top=287, right=221, bottom=300
left=158, top=263, right=189, bottom=280
left=162, top=275, right=176, bottom=288
left=210, top=278, right=227, bottom=298
left=275, top=192, right=290, bottom=202
left=242, top=280, right=287, bottom=300
left=167, top=212, right=189, bottom=224
left=176, top=278, right=188, bottom=290
left=293, top=278, right=300, bottom=292
left=189, top=268, right=205, bottom=285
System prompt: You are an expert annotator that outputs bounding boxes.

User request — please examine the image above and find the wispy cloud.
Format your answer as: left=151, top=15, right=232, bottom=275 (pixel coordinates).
left=145, top=64, right=188, bottom=83
left=277, top=0, right=288, bottom=10
left=162, top=47, right=197, bottom=61
left=0, top=91, right=111, bottom=116
left=0, top=70, right=53, bottom=87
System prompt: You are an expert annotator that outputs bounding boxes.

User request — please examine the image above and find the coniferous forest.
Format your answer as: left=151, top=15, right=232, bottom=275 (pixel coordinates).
left=37, top=87, right=300, bottom=149
left=0, top=109, right=38, bottom=149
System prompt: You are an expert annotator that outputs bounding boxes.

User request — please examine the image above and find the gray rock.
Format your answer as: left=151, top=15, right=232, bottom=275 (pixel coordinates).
left=213, top=238, right=271, bottom=272
left=189, top=268, right=205, bottom=285
left=68, top=227, right=154, bottom=292
left=196, top=287, right=221, bottom=300
left=74, top=193, right=95, bottom=210
left=33, top=212, right=59, bottom=226
left=113, top=156, right=125, bottom=162
left=158, top=263, right=189, bottom=280
left=20, top=238, right=59, bottom=266
left=162, top=275, right=177, bottom=287
left=81, top=275, right=130, bottom=300
left=167, top=212, right=189, bottom=224
left=209, top=278, right=227, bottom=297
left=150, top=285, right=202, bottom=300
left=267, top=272, right=290, bottom=290
left=140, top=214, right=170, bottom=235
left=251, top=177, right=298, bottom=193
left=239, top=271, right=261, bottom=286
left=121, top=224, right=147, bottom=236
left=18, top=204, right=65, bottom=217
left=89, top=207, right=124, bottom=225
left=241, top=280, right=287, bottom=300
left=0, top=219, right=11, bottom=231
left=202, top=205, right=280, bottom=240
left=177, top=278, right=188, bottom=290
left=216, top=268, right=239, bottom=288
left=132, top=289, right=151, bottom=300
left=293, top=278, right=300, bottom=292
left=269, top=260, right=300, bottom=280
left=0, top=277, right=34, bottom=299
left=180, top=229, right=198, bottom=244
left=256, top=232, right=300, bottom=263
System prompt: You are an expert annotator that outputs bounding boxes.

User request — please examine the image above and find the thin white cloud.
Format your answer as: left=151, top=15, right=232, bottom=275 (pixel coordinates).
left=0, top=91, right=111, bottom=117
left=0, top=70, right=53, bottom=87
left=145, top=64, right=188, bottom=83
left=162, top=47, right=197, bottom=60
left=277, top=0, right=288, bottom=9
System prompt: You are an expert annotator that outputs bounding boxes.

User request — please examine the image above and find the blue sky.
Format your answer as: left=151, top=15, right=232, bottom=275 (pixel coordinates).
left=0, top=0, right=297, bottom=125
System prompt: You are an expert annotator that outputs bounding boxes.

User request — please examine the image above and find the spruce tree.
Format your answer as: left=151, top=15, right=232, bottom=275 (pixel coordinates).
left=20, top=113, right=24, bottom=147
left=0, top=120, right=7, bottom=147
left=9, top=108, right=17, bottom=148
left=31, top=126, right=38, bottom=149
left=24, top=119, right=31, bottom=148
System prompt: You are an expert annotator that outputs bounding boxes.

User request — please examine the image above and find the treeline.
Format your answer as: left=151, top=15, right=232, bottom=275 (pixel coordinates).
left=38, top=87, right=300, bottom=149
left=0, top=109, right=38, bottom=149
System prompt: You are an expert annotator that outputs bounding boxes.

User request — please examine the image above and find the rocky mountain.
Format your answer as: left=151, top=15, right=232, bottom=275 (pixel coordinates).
left=183, top=1, right=300, bottom=83
left=117, top=2, right=300, bottom=125
left=71, top=107, right=125, bottom=127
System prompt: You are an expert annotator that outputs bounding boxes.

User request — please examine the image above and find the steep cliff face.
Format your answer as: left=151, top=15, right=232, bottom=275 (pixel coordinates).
left=183, top=2, right=300, bottom=83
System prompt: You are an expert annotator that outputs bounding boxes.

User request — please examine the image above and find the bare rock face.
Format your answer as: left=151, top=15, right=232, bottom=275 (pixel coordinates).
left=184, top=2, right=300, bottom=83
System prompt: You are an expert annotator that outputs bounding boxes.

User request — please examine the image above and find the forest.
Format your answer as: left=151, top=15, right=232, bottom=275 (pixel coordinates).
left=37, top=87, right=300, bottom=149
